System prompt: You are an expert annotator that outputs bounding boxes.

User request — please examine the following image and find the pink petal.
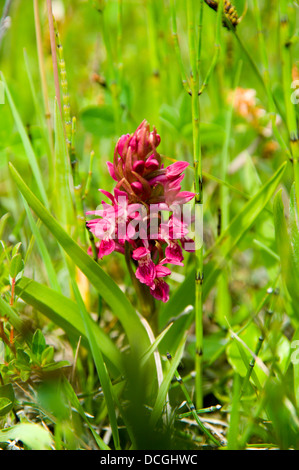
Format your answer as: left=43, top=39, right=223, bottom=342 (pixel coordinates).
left=150, top=279, right=169, bottom=303
left=99, top=238, right=115, bottom=258
left=172, top=191, right=195, bottom=205
left=131, top=181, right=143, bottom=194
left=165, top=241, right=184, bottom=264
left=133, top=160, right=145, bottom=174
left=132, top=246, right=150, bottom=260
left=106, top=162, right=118, bottom=181
left=135, top=261, right=156, bottom=286
left=117, top=133, right=131, bottom=157
left=145, top=157, right=159, bottom=171
left=155, top=265, right=171, bottom=278
left=98, top=189, right=115, bottom=204
left=166, top=161, right=189, bottom=178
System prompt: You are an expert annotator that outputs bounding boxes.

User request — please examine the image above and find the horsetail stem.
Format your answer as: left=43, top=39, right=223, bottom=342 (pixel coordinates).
left=46, top=0, right=62, bottom=115
left=82, top=151, right=95, bottom=201
left=186, top=0, right=204, bottom=409
left=240, top=335, right=264, bottom=398
left=167, top=352, right=223, bottom=446
left=53, top=16, right=72, bottom=156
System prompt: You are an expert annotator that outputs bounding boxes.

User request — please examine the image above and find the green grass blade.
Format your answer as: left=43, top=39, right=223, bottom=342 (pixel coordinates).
left=140, top=322, right=174, bottom=368
left=150, top=332, right=187, bottom=428
left=69, top=267, right=120, bottom=449
left=227, top=373, right=241, bottom=450
left=22, top=197, right=60, bottom=292
left=62, top=378, right=110, bottom=450
left=1, top=73, right=49, bottom=209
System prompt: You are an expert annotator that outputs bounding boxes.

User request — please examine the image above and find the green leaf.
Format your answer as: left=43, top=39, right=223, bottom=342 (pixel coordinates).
left=0, top=384, right=14, bottom=417
left=41, top=345, right=55, bottom=365
left=16, top=348, right=31, bottom=367
left=0, top=423, right=53, bottom=450
left=31, top=329, right=46, bottom=359
left=0, top=213, right=10, bottom=239
left=0, top=398, right=13, bottom=416
left=9, top=253, right=24, bottom=279
left=9, top=163, right=152, bottom=360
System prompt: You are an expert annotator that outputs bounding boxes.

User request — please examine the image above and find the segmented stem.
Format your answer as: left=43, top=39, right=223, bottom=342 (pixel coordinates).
left=53, top=16, right=72, bottom=156
left=167, top=353, right=223, bottom=446
left=186, top=0, right=205, bottom=410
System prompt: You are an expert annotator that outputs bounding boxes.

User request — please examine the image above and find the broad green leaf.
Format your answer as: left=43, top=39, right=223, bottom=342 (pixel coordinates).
left=31, top=328, right=46, bottom=359
left=0, top=398, right=13, bottom=416
left=0, top=213, right=10, bottom=239
left=0, top=423, right=53, bottom=450
left=16, top=348, right=31, bottom=367
left=9, top=163, right=151, bottom=360
left=15, top=276, right=122, bottom=376
left=41, top=346, right=55, bottom=365
left=9, top=253, right=24, bottom=279
left=0, top=384, right=14, bottom=417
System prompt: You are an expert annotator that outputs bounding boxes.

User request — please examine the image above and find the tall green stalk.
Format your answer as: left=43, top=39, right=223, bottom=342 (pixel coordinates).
left=187, top=0, right=203, bottom=408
